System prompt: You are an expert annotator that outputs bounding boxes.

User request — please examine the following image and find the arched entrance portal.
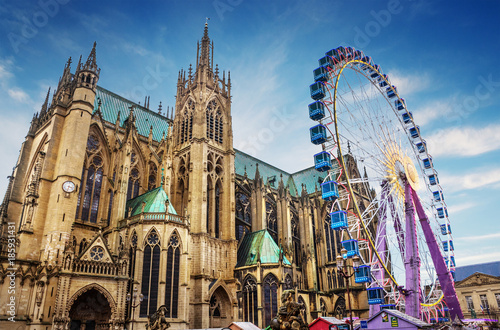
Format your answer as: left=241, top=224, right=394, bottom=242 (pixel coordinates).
left=69, top=288, right=112, bottom=330
left=209, top=286, right=232, bottom=328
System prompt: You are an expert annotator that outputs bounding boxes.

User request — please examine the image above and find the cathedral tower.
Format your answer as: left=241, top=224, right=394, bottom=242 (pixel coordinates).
left=171, top=23, right=237, bottom=327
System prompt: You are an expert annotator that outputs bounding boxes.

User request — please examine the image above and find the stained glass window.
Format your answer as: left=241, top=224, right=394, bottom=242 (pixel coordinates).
left=266, top=199, right=278, bottom=244
left=148, top=162, right=158, bottom=191
left=76, top=134, right=104, bottom=223
left=215, top=185, right=220, bottom=238
left=140, top=230, right=161, bottom=317
left=165, top=233, right=180, bottom=318
left=263, top=274, right=278, bottom=326
left=242, top=276, right=258, bottom=324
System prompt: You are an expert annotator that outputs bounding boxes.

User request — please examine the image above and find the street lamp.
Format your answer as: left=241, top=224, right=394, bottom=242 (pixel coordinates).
left=126, top=287, right=144, bottom=330
left=336, top=249, right=360, bottom=330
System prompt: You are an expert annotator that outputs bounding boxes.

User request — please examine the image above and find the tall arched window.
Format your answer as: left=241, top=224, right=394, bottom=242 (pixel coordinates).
left=127, top=152, right=140, bottom=201
left=235, top=191, right=251, bottom=241
left=165, top=233, right=181, bottom=318
left=107, top=171, right=116, bottom=226
left=327, top=270, right=332, bottom=289
left=291, top=205, right=301, bottom=265
left=179, top=100, right=194, bottom=144
left=206, top=100, right=223, bottom=144
left=242, top=276, right=258, bottom=324
left=266, top=199, right=278, bottom=244
left=140, top=230, right=160, bottom=317
left=284, top=274, right=293, bottom=290
left=324, top=204, right=336, bottom=262
left=263, top=274, right=278, bottom=326
left=215, top=184, right=220, bottom=238
left=148, top=162, right=158, bottom=191
left=76, top=134, right=104, bottom=223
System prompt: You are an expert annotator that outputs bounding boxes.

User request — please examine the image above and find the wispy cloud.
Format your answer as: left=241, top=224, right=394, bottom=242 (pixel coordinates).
left=426, top=124, right=500, bottom=157
left=412, top=97, right=456, bottom=126
left=440, top=167, right=500, bottom=192
left=8, top=87, right=32, bottom=104
left=447, top=201, right=476, bottom=215
left=455, top=251, right=500, bottom=266
left=456, top=232, right=500, bottom=242
left=387, top=70, right=431, bottom=96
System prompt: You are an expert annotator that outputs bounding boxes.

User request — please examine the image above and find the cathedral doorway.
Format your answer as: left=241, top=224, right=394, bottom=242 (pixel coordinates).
left=209, top=286, right=232, bottom=328
left=69, top=288, right=112, bottom=330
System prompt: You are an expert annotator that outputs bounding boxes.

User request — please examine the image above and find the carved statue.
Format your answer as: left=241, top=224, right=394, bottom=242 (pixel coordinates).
left=269, top=290, right=308, bottom=330
left=146, top=305, right=170, bottom=330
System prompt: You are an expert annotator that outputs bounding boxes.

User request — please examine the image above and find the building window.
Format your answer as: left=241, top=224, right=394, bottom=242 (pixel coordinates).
left=127, top=152, right=141, bottom=201
left=179, top=100, right=194, bottom=144
left=291, top=205, right=301, bottom=265
left=496, top=293, right=500, bottom=308
left=140, top=231, right=161, bottom=317
left=466, top=296, right=474, bottom=311
left=206, top=100, right=223, bottom=144
left=284, top=274, right=293, bottom=290
left=480, top=294, right=490, bottom=310
left=76, top=134, right=104, bottom=223
left=235, top=192, right=251, bottom=241
left=266, top=199, right=278, bottom=244
left=263, top=274, right=279, bottom=326
left=242, top=276, right=258, bottom=324
left=126, top=232, right=138, bottom=319
left=165, top=233, right=181, bottom=318
left=148, top=162, right=158, bottom=191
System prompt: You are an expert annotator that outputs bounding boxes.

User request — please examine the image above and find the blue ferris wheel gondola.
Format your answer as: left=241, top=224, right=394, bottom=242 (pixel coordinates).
left=395, top=98, right=406, bottom=110
left=379, top=74, right=389, bottom=87
left=409, top=126, right=420, bottom=139
left=381, top=304, right=396, bottom=310
left=440, top=223, right=452, bottom=235
left=330, top=210, right=348, bottom=230
left=443, top=240, right=454, bottom=252
left=354, top=265, right=372, bottom=283
left=321, top=180, right=339, bottom=201
left=318, top=56, right=334, bottom=70
left=310, top=124, right=328, bottom=145
left=367, top=287, right=384, bottom=305
left=415, top=140, right=427, bottom=153
left=314, top=151, right=332, bottom=172
left=422, top=157, right=433, bottom=169
left=402, top=112, right=413, bottom=124
left=436, top=207, right=448, bottom=218
left=310, top=81, right=326, bottom=100
left=309, top=101, right=326, bottom=121
left=433, top=190, right=444, bottom=202
left=428, top=173, right=439, bottom=185
left=313, top=66, right=329, bottom=82
left=387, top=85, right=398, bottom=98
left=341, top=239, right=359, bottom=257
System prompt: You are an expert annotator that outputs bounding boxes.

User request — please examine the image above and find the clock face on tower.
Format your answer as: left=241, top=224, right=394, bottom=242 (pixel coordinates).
left=62, top=181, right=75, bottom=193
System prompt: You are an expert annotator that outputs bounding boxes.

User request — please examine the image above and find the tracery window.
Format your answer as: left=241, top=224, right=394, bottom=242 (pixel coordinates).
left=179, top=99, right=194, bottom=144
left=324, top=204, right=336, bottom=262
left=207, top=180, right=221, bottom=238
left=327, top=270, right=332, bottom=289
left=76, top=134, right=104, bottom=223
left=206, top=100, right=223, bottom=144
left=127, top=152, right=140, bottom=201
left=235, top=192, right=251, bottom=241
left=242, top=276, right=258, bottom=324
left=107, top=171, right=116, bottom=226
left=291, top=204, right=301, bottom=265
left=266, top=199, right=278, bottom=244
left=284, top=274, right=293, bottom=290
left=140, top=230, right=160, bottom=317
left=263, top=274, right=279, bottom=326
left=165, top=233, right=181, bottom=318
left=148, top=162, right=158, bottom=191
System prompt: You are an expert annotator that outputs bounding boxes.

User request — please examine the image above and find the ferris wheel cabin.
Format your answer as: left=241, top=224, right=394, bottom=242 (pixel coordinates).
left=436, top=207, right=448, bottom=218
left=422, top=157, right=433, bottom=169
left=310, top=124, right=328, bottom=145
left=433, top=190, right=444, bottom=202
left=321, top=180, right=339, bottom=201
left=354, top=265, right=372, bottom=283
left=314, top=151, right=332, bottom=172
left=402, top=112, right=413, bottom=124
left=440, top=224, right=452, bottom=235
left=310, top=81, right=326, bottom=100
left=443, top=240, right=454, bottom=252
left=309, top=101, right=326, bottom=121
left=367, top=287, right=385, bottom=305
left=313, top=66, right=329, bottom=82
left=428, top=173, right=439, bottom=185
left=379, top=74, right=389, bottom=87
left=330, top=210, right=348, bottom=230
left=415, top=140, right=427, bottom=153
left=387, top=85, right=398, bottom=98
left=409, top=126, right=420, bottom=139
left=395, top=98, right=406, bottom=110
left=341, top=239, right=359, bottom=257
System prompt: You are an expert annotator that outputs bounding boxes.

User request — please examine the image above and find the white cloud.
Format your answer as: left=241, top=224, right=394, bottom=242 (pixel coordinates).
left=440, top=167, right=500, bottom=192
left=8, top=87, right=32, bottom=104
left=446, top=201, right=476, bottom=214
left=412, top=98, right=455, bottom=126
left=387, top=70, right=431, bottom=96
left=426, top=124, right=500, bottom=157
left=456, top=232, right=500, bottom=242
left=455, top=251, right=500, bottom=266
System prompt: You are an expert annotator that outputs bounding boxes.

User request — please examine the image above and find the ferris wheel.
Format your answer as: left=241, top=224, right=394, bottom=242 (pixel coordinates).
left=307, top=46, right=463, bottom=322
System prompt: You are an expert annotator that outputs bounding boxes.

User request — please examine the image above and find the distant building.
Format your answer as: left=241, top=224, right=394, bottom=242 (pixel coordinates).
left=454, top=261, right=500, bottom=320
left=0, top=24, right=376, bottom=329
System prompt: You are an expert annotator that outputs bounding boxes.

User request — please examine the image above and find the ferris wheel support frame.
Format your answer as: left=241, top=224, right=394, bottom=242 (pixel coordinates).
left=411, top=188, right=463, bottom=320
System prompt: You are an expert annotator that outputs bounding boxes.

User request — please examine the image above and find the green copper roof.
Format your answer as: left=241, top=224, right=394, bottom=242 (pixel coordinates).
left=94, top=86, right=170, bottom=142
left=234, top=149, right=338, bottom=196
left=236, top=229, right=291, bottom=268
left=125, top=186, right=177, bottom=217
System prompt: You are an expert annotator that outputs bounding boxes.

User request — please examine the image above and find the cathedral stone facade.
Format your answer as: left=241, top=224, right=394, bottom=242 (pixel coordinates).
left=0, top=25, right=373, bottom=329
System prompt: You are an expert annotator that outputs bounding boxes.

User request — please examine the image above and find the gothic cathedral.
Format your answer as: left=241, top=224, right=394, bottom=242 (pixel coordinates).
left=0, top=24, right=373, bottom=329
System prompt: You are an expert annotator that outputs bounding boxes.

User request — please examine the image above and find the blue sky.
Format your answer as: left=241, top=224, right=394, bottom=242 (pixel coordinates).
left=0, top=0, right=499, bottom=267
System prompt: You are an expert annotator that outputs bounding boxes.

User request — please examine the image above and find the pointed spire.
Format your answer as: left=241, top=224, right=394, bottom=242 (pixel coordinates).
left=40, top=87, right=51, bottom=118
left=158, top=101, right=162, bottom=115
left=84, top=41, right=98, bottom=72
left=199, top=20, right=212, bottom=69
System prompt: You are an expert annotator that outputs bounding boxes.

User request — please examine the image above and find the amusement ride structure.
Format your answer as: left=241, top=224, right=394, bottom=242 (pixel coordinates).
left=307, top=46, right=462, bottom=323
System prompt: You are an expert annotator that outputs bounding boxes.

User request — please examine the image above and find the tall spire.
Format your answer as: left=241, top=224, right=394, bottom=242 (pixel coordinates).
left=40, top=87, right=51, bottom=118
left=84, top=41, right=98, bottom=73
left=199, top=20, right=211, bottom=69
